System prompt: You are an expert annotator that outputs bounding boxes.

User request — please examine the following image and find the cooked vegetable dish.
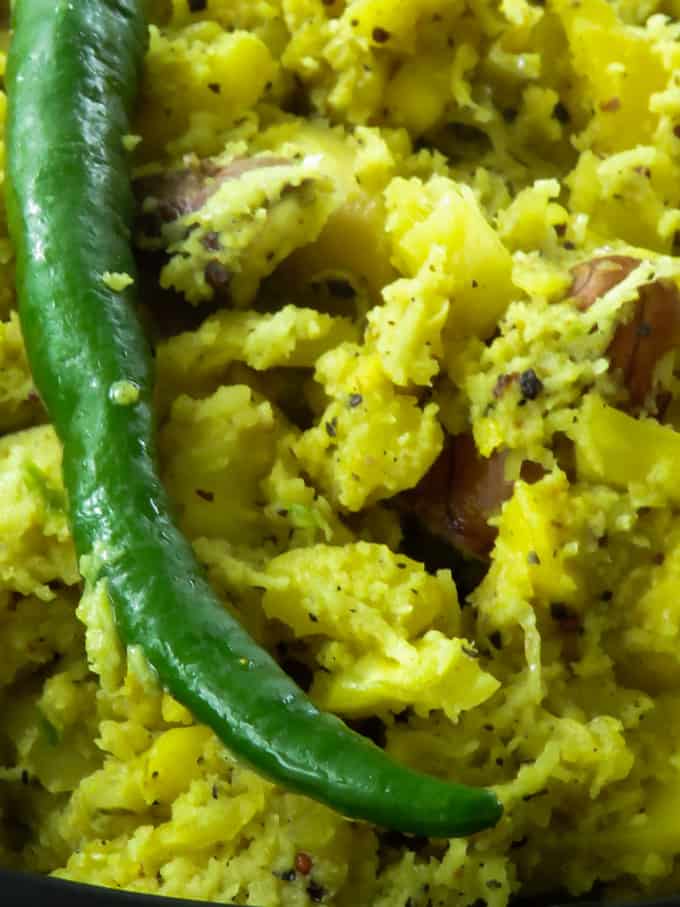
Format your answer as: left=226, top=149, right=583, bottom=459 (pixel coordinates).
left=3, top=0, right=680, bottom=904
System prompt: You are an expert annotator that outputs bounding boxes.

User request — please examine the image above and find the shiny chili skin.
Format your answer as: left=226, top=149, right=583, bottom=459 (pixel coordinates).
left=5, top=0, right=502, bottom=836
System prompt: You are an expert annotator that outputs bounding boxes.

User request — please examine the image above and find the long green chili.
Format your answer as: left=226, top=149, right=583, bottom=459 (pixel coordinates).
left=5, top=0, right=502, bottom=837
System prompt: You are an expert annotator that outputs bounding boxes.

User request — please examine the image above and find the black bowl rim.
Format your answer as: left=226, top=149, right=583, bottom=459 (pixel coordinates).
left=2, top=867, right=680, bottom=907
left=0, top=868, right=214, bottom=905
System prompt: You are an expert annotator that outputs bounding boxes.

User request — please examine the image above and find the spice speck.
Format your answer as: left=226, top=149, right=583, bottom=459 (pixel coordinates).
left=519, top=369, right=544, bottom=400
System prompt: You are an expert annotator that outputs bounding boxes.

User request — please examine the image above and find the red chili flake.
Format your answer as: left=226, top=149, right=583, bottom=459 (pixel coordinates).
left=294, top=852, right=313, bottom=875
left=599, top=97, right=621, bottom=113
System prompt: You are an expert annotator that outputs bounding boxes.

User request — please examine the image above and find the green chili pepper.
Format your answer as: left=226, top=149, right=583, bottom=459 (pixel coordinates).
left=6, top=0, right=502, bottom=837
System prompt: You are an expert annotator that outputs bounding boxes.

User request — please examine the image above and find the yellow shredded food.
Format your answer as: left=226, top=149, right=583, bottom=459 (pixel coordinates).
left=5, top=0, right=680, bottom=904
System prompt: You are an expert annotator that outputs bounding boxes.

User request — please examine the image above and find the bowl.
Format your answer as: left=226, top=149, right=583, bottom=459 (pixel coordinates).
left=1, top=868, right=217, bottom=905
left=3, top=867, right=679, bottom=907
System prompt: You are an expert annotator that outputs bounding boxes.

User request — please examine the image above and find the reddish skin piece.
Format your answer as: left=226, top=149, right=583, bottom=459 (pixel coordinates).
left=608, top=280, right=680, bottom=408
left=569, top=255, right=680, bottom=409
left=400, top=435, right=543, bottom=560
left=294, top=852, right=313, bottom=876
left=569, top=255, right=639, bottom=311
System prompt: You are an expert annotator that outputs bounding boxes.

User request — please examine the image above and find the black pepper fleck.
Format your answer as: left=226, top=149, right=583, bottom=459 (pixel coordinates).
left=553, top=101, right=570, bottom=123
left=188, top=0, right=207, bottom=11
left=372, top=26, right=391, bottom=43
left=307, top=881, right=326, bottom=903
left=348, top=393, right=363, bottom=408
left=519, top=369, right=544, bottom=400
left=489, top=630, right=503, bottom=650
left=511, top=836, right=528, bottom=849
